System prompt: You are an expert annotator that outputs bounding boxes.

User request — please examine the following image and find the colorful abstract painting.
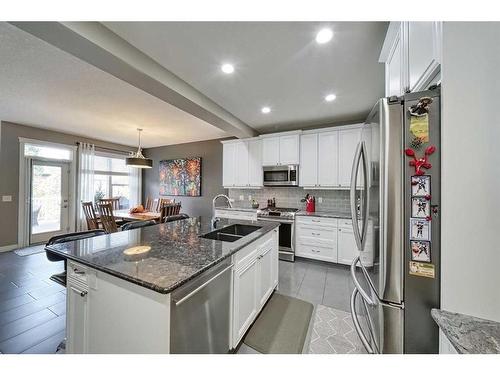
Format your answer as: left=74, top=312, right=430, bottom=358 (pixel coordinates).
left=159, top=157, right=201, bottom=196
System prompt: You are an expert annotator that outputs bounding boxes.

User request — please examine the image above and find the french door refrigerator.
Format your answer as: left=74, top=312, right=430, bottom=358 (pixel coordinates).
left=349, top=88, right=441, bottom=354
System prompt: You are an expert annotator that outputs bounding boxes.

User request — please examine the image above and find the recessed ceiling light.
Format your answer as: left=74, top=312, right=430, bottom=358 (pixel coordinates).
left=221, top=63, right=234, bottom=74
left=316, top=28, right=333, bottom=44
left=325, top=94, right=337, bottom=102
left=261, top=106, right=271, bottom=114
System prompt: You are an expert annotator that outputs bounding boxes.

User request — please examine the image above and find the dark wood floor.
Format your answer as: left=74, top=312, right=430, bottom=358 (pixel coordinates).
left=0, top=250, right=66, bottom=354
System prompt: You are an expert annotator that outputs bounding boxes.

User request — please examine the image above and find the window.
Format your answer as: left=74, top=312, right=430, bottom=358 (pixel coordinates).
left=93, top=153, right=137, bottom=209
left=24, top=143, right=72, bottom=160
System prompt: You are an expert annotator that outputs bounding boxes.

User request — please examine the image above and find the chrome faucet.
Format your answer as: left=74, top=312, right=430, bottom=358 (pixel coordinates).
left=211, top=194, right=233, bottom=229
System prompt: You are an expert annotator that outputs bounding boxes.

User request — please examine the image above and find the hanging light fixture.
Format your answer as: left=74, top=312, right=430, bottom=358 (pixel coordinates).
left=126, top=128, right=153, bottom=168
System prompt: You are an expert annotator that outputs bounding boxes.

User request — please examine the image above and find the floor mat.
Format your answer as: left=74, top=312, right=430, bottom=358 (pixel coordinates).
left=13, top=244, right=46, bottom=257
left=308, top=304, right=367, bottom=354
left=243, top=293, right=314, bottom=354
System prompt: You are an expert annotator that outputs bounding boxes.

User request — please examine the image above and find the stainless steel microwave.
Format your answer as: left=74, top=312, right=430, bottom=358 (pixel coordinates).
left=263, top=165, right=299, bottom=187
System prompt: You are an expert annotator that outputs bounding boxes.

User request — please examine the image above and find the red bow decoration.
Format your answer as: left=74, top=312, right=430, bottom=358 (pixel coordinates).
left=405, top=146, right=436, bottom=175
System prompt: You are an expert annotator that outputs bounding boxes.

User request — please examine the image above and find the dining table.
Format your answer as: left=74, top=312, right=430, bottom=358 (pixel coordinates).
left=113, top=209, right=161, bottom=222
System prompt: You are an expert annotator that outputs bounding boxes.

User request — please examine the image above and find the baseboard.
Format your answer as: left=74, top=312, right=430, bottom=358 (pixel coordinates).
left=0, top=244, right=18, bottom=253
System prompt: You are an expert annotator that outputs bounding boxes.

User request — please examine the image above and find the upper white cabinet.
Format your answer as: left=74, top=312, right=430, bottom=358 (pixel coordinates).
left=338, top=128, right=362, bottom=187
left=299, top=126, right=360, bottom=189
left=261, top=132, right=300, bottom=166
left=380, top=22, right=442, bottom=96
left=222, top=139, right=262, bottom=188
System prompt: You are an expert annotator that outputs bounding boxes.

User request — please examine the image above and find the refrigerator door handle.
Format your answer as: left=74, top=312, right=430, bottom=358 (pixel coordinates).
left=350, top=141, right=363, bottom=251
left=350, top=256, right=376, bottom=306
left=350, top=288, right=377, bottom=354
left=360, top=140, right=369, bottom=249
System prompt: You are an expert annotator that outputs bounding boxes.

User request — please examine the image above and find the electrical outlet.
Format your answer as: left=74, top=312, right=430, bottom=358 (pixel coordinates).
left=239, top=195, right=244, bottom=201
left=248, top=195, right=252, bottom=201
left=318, top=197, right=323, bottom=203
left=2, top=195, right=12, bottom=202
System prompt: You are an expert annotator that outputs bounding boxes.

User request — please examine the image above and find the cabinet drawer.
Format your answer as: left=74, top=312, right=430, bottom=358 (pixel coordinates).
left=68, top=261, right=89, bottom=285
left=297, top=235, right=336, bottom=249
left=296, top=244, right=336, bottom=262
left=296, top=226, right=336, bottom=240
left=296, top=216, right=337, bottom=227
left=338, top=219, right=353, bottom=229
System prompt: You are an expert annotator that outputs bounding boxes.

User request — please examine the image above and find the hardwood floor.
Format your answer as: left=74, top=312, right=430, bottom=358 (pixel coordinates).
left=0, top=250, right=66, bottom=354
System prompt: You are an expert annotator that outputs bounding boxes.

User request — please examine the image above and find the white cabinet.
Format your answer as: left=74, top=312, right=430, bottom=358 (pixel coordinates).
left=66, top=279, right=89, bottom=353
left=380, top=22, right=442, bottom=96
left=300, top=127, right=361, bottom=189
left=339, top=128, right=362, bottom=188
left=233, top=256, right=259, bottom=343
left=222, top=142, right=237, bottom=187
left=299, top=133, right=318, bottom=187
left=261, top=133, right=300, bottom=166
left=232, top=230, right=278, bottom=347
left=279, top=134, right=300, bottom=165
left=295, top=216, right=338, bottom=262
left=222, top=139, right=262, bottom=188
left=318, top=131, right=339, bottom=187
left=248, top=139, right=263, bottom=187
left=407, top=22, right=442, bottom=92
left=337, top=225, right=358, bottom=266
left=235, top=141, right=249, bottom=187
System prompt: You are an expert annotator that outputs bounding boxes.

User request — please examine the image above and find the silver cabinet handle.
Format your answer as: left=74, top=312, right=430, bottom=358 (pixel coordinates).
left=73, top=268, right=85, bottom=275
left=350, top=289, right=375, bottom=354
left=312, top=219, right=320, bottom=223
left=70, top=286, right=87, bottom=297
left=174, top=264, right=233, bottom=306
left=350, top=256, right=375, bottom=306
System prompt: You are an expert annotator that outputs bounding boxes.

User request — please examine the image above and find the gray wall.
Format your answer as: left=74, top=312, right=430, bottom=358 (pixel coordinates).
left=0, top=121, right=134, bottom=247
left=142, top=138, right=230, bottom=218
left=440, top=23, right=500, bottom=322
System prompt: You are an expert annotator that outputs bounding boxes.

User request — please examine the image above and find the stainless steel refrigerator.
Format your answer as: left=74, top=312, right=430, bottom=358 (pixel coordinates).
left=349, top=88, right=441, bottom=354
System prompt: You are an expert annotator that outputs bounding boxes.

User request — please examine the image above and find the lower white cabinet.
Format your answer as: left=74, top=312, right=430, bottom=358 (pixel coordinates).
left=66, top=278, right=89, bottom=354
left=232, top=229, right=278, bottom=347
left=295, top=216, right=374, bottom=266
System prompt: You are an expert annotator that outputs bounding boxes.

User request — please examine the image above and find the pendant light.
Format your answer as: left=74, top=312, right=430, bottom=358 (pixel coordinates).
left=126, top=128, right=153, bottom=168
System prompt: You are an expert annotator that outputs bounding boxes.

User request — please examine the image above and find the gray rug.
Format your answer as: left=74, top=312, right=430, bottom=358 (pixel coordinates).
left=308, top=305, right=367, bottom=354
left=13, top=244, right=46, bottom=257
left=243, top=293, right=314, bottom=354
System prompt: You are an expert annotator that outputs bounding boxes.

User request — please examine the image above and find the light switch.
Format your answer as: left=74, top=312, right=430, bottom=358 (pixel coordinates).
left=318, top=197, right=323, bottom=203
left=2, top=195, right=12, bottom=202
left=239, top=195, right=244, bottom=201
left=248, top=195, right=252, bottom=201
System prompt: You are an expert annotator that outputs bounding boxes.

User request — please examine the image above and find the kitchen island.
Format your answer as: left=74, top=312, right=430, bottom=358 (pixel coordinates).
left=45, top=217, right=279, bottom=354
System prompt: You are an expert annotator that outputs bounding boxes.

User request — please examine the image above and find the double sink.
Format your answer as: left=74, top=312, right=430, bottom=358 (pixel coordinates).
left=200, top=224, right=261, bottom=243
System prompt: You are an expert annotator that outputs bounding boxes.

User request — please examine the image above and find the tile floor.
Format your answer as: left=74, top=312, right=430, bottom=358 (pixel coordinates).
left=0, top=249, right=360, bottom=354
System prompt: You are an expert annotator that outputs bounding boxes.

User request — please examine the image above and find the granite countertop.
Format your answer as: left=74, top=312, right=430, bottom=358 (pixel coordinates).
left=431, top=309, right=500, bottom=353
left=296, top=210, right=352, bottom=219
left=46, top=217, right=279, bottom=295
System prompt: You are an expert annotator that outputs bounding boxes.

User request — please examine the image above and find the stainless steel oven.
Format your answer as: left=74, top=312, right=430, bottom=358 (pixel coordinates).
left=257, top=207, right=298, bottom=262
left=263, top=165, right=298, bottom=187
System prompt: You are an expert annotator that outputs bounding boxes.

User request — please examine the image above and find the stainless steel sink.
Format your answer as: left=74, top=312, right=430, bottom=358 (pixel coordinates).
left=200, top=224, right=261, bottom=242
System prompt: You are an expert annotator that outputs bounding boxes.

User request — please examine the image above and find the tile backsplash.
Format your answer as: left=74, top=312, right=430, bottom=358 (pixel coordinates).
left=228, top=187, right=351, bottom=212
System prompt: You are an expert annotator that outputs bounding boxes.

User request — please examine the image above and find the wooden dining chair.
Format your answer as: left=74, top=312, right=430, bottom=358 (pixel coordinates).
left=97, top=202, right=119, bottom=233
left=160, top=202, right=182, bottom=223
left=144, top=197, right=154, bottom=212
left=99, top=197, right=120, bottom=210
left=156, top=198, right=173, bottom=212
left=82, top=201, right=100, bottom=230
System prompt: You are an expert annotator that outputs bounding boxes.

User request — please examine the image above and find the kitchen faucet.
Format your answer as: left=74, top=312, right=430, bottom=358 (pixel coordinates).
left=211, top=194, right=232, bottom=229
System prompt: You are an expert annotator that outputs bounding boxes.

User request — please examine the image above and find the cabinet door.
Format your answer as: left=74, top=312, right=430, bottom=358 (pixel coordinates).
left=233, top=258, right=258, bottom=345
left=235, top=141, right=249, bottom=187
left=408, top=22, right=441, bottom=92
left=279, top=135, right=300, bottom=165
left=386, top=34, right=403, bottom=96
left=318, top=131, right=339, bottom=187
left=299, top=133, right=318, bottom=187
left=248, top=140, right=263, bottom=187
left=262, top=137, right=280, bottom=166
left=66, top=283, right=89, bottom=353
left=338, top=128, right=361, bottom=187
left=222, top=143, right=236, bottom=187
left=258, top=244, right=274, bottom=307
left=337, top=227, right=359, bottom=266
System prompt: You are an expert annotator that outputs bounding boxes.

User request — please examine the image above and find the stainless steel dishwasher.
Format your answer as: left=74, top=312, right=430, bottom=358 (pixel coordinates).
left=170, top=258, right=233, bottom=353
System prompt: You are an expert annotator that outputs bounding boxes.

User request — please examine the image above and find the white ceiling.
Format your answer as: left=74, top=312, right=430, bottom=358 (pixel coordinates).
left=105, top=22, right=388, bottom=132
left=0, top=22, right=227, bottom=148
